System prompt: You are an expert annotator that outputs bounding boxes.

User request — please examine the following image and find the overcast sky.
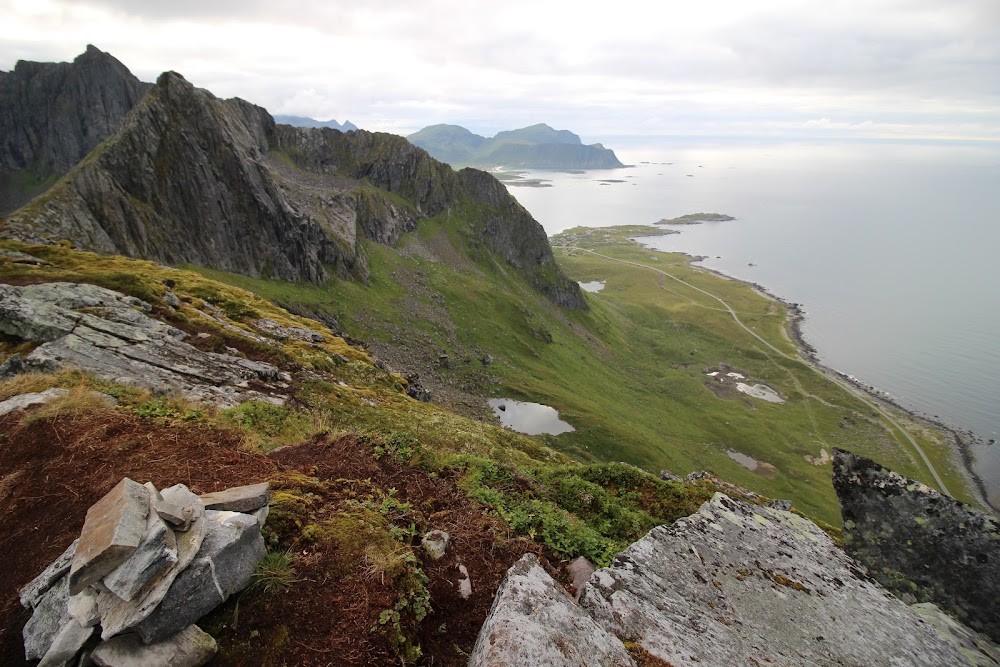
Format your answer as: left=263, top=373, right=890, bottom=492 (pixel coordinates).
left=2, top=0, right=998, bottom=142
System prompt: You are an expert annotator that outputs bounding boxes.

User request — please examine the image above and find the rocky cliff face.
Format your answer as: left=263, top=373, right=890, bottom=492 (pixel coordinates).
left=5, top=72, right=367, bottom=283
left=3, top=56, right=585, bottom=308
left=0, top=45, right=150, bottom=214
left=833, top=448, right=1000, bottom=643
left=457, top=168, right=588, bottom=309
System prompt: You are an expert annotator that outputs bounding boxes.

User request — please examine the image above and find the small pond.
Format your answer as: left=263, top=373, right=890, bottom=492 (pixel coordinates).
left=725, top=449, right=778, bottom=477
left=578, top=280, right=606, bottom=293
left=488, top=399, right=576, bottom=435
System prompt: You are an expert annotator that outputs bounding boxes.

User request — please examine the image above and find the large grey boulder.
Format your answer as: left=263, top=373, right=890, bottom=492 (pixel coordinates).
left=473, top=494, right=997, bottom=666
left=581, top=493, right=977, bottom=666
left=132, top=510, right=264, bottom=643
left=91, top=624, right=217, bottom=667
left=0, top=282, right=280, bottom=407
left=833, top=448, right=1000, bottom=642
left=97, top=503, right=207, bottom=638
left=467, top=554, right=636, bottom=667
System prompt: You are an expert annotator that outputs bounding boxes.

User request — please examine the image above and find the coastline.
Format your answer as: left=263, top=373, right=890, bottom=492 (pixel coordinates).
left=630, top=236, right=995, bottom=512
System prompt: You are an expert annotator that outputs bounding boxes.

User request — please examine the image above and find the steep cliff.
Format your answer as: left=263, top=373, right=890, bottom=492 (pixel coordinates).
left=270, top=124, right=587, bottom=307
left=5, top=72, right=356, bottom=283
left=0, top=45, right=150, bottom=214
left=833, top=449, right=1000, bottom=642
left=456, top=168, right=588, bottom=308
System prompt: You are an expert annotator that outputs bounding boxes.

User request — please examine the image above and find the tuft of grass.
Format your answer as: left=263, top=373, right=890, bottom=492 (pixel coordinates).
left=248, top=549, right=299, bottom=595
left=221, top=401, right=317, bottom=452
left=18, top=383, right=117, bottom=426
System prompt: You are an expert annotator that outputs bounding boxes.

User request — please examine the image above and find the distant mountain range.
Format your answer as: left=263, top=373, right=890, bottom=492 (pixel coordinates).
left=408, top=123, right=624, bottom=170
left=273, top=115, right=358, bottom=132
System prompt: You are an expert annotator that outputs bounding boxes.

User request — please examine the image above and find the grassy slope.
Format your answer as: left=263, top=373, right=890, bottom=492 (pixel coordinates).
left=180, top=215, right=972, bottom=525
left=0, top=217, right=967, bottom=660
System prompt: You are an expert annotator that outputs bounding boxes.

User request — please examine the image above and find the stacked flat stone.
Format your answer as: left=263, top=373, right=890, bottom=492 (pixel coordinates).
left=20, top=479, right=270, bottom=667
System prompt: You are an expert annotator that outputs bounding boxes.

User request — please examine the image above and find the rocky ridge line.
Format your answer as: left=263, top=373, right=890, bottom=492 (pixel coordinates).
left=2, top=48, right=586, bottom=309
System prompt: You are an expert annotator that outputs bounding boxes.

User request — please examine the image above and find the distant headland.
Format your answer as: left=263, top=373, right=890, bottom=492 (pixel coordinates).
left=408, top=123, right=624, bottom=170
left=655, top=212, right=736, bottom=225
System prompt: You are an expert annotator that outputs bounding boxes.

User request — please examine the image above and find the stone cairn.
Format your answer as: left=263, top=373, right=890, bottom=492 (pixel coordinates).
left=19, top=478, right=270, bottom=667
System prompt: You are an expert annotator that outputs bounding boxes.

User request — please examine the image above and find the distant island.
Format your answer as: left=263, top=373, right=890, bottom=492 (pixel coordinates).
left=407, top=123, right=624, bottom=170
left=273, top=115, right=358, bottom=132
left=655, top=212, right=735, bottom=225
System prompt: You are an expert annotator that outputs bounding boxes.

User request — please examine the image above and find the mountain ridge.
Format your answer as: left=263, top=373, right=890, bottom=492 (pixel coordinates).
left=0, top=45, right=150, bottom=214
left=273, top=115, right=358, bottom=132
left=2, top=52, right=586, bottom=309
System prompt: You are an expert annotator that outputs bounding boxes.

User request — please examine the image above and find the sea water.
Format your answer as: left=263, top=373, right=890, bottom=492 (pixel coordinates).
left=507, top=139, right=1000, bottom=504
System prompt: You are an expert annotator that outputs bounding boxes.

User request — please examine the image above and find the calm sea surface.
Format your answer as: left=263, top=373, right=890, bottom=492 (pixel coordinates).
left=506, top=139, right=1000, bottom=503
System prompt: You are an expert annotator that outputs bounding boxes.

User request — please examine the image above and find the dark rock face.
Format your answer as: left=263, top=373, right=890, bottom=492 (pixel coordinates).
left=0, top=45, right=150, bottom=214
left=833, top=448, right=1000, bottom=642
left=6, top=72, right=361, bottom=283
left=457, top=168, right=588, bottom=309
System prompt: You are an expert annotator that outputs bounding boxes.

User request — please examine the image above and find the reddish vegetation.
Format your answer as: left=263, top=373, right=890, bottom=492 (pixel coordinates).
left=0, top=409, right=275, bottom=665
left=0, top=409, right=540, bottom=666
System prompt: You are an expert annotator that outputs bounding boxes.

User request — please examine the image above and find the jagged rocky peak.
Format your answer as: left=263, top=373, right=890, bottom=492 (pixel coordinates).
left=4, top=70, right=360, bottom=284
left=833, top=448, right=1000, bottom=643
left=0, top=45, right=151, bottom=214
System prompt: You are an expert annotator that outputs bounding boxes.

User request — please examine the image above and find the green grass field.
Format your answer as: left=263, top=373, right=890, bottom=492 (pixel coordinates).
left=180, top=216, right=974, bottom=525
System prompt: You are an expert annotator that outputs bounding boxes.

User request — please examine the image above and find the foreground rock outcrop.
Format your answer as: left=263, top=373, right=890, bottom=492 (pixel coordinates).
left=0, top=282, right=281, bottom=407
left=834, top=448, right=1000, bottom=642
left=20, top=478, right=268, bottom=666
left=471, top=493, right=997, bottom=666
left=0, top=45, right=150, bottom=214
